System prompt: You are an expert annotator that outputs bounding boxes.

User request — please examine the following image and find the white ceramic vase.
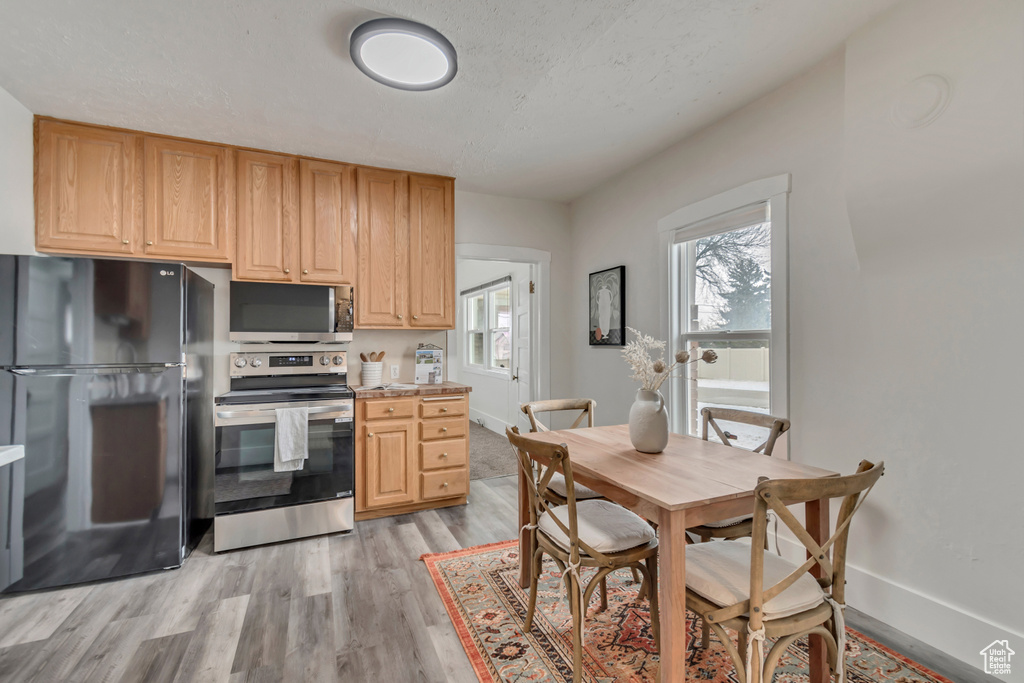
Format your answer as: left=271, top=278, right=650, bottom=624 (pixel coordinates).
left=628, top=388, right=669, bottom=453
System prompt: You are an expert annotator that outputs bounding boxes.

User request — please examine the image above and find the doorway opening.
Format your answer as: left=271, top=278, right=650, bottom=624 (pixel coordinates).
left=449, top=244, right=550, bottom=479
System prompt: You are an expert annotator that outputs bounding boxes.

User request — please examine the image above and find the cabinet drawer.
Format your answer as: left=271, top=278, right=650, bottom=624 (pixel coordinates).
left=420, top=468, right=468, bottom=500
left=420, top=438, right=468, bottom=471
left=419, top=395, right=467, bottom=419
left=420, top=417, right=466, bottom=441
left=364, top=399, right=416, bottom=420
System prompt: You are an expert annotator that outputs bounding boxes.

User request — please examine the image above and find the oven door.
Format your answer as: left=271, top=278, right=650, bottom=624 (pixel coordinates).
left=214, top=403, right=354, bottom=515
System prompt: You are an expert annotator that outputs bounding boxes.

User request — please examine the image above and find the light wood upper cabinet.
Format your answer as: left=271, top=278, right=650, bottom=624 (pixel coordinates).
left=35, top=120, right=141, bottom=255
left=299, top=159, right=355, bottom=284
left=234, top=150, right=299, bottom=282
left=33, top=119, right=455, bottom=311
left=356, top=168, right=409, bottom=326
left=363, top=420, right=417, bottom=508
left=409, top=175, right=454, bottom=328
left=144, top=138, right=233, bottom=262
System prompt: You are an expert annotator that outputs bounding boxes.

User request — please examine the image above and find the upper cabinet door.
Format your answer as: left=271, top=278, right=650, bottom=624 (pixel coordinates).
left=36, top=120, right=141, bottom=255
left=144, top=138, right=233, bottom=262
left=408, top=175, right=454, bottom=329
left=299, top=160, right=355, bottom=284
left=356, top=168, right=409, bottom=327
left=235, top=151, right=299, bottom=282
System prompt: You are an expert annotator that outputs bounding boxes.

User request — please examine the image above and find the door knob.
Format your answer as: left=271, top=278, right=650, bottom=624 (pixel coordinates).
left=412, top=315, right=418, bottom=320
left=368, top=432, right=374, bottom=437
left=146, top=241, right=153, bottom=246
left=303, top=269, right=308, bottom=274
left=397, top=314, right=403, bottom=320
left=122, top=239, right=130, bottom=244
left=512, top=374, right=519, bottom=381
left=284, top=268, right=290, bottom=274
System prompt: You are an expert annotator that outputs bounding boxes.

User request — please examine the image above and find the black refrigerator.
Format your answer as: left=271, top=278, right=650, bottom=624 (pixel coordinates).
left=0, top=255, right=214, bottom=592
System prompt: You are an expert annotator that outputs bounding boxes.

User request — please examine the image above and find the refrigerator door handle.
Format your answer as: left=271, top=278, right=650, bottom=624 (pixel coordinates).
left=6, top=363, right=183, bottom=377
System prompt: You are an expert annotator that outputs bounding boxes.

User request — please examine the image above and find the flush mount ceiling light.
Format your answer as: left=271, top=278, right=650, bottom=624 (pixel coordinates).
left=350, top=18, right=457, bottom=91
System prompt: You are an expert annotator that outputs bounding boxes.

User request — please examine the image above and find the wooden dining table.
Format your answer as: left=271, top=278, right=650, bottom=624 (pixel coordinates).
left=520, top=424, right=838, bottom=683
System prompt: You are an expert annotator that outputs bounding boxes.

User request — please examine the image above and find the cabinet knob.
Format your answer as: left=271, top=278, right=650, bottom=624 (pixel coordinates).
left=442, top=482, right=449, bottom=488
left=367, top=432, right=374, bottom=438
left=442, top=427, right=448, bottom=433
left=397, top=314, right=403, bottom=320
left=441, top=452, right=448, bottom=458
left=413, top=315, right=419, bottom=320
left=441, top=407, right=448, bottom=413
left=388, top=407, right=394, bottom=413
left=302, top=269, right=308, bottom=274
left=122, top=239, right=130, bottom=245
left=284, top=268, right=290, bottom=274
left=146, top=241, right=153, bottom=246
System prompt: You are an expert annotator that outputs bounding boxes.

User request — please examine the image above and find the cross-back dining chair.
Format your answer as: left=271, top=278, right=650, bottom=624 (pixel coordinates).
left=689, top=407, right=792, bottom=543
left=507, top=426, right=660, bottom=683
left=686, top=459, right=884, bottom=683
left=520, top=399, right=602, bottom=504
left=521, top=398, right=642, bottom=587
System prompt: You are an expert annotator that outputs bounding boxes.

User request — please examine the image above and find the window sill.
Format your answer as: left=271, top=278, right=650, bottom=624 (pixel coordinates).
left=461, top=365, right=511, bottom=380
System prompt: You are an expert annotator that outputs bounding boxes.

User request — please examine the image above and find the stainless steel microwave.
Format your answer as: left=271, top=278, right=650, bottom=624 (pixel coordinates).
left=229, top=282, right=353, bottom=343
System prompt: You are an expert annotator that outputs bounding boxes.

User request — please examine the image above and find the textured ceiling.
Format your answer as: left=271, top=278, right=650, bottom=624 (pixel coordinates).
left=0, top=0, right=897, bottom=201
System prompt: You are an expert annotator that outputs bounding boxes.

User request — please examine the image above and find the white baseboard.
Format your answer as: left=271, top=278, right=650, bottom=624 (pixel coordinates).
left=468, top=408, right=511, bottom=437
left=776, top=536, right=1022, bottom=678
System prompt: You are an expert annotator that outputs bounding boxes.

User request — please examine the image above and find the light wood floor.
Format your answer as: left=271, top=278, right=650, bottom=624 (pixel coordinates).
left=0, top=475, right=995, bottom=682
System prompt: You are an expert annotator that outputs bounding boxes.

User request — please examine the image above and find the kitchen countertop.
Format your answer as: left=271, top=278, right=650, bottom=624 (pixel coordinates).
left=352, top=381, right=472, bottom=399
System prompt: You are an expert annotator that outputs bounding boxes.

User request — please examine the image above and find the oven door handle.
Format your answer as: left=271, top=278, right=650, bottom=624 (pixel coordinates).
left=216, top=406, right=353, bottom=424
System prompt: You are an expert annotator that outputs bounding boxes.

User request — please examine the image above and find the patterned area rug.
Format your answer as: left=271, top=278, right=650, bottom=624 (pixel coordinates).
left=422, top=540, right=953, bottom=683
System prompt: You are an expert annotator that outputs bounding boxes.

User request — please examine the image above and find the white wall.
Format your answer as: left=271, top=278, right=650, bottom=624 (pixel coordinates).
left=455, top=189, right=573, bottom=397
left=567, top=0, right=1023, bottom=675
left=455, top=259, right=531, bottom=430
left=0, top=85, right=35, bottom=255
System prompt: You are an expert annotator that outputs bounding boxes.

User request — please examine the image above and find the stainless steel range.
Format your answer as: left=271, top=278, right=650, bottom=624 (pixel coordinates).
left=213, top=349, right=354, bottom=552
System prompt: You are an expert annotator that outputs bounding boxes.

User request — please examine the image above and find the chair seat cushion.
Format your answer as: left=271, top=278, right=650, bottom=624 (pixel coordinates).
left=538, top=500, right=656, bottom=555
left=685, top=537, right=825, bottom=620
left=699, top=514, right=753, bottom=528
left=547, top=472, right=602, bottom=499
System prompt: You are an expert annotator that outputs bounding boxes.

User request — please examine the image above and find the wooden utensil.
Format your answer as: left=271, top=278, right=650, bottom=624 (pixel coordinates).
left=377, top=351, right=386, bottom=362
left=360, top=353, right=369, bottom=362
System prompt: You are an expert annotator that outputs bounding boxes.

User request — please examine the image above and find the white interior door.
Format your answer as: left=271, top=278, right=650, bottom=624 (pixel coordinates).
left=509, top=273, right=532, bottom=429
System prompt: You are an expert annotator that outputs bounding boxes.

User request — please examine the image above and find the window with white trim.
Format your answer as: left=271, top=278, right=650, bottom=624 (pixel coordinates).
left=461, top=277, right=512, bottom=375
left=672, top=203, right=776, bottom=448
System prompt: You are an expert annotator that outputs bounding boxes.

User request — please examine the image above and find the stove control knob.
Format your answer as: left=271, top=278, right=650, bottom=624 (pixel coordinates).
left=320, top=355, right=331, bottom=366
left=233, top=357, right=247, bottom=368
left=250, top=358, right=263, bottom=368
left=333, top=355, right=345, bottom=365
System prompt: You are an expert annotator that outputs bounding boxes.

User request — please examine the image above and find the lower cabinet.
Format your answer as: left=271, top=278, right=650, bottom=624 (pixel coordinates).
left=357, top=393, right=469, bottom=516
left=363, top=420, right=416, bottom=509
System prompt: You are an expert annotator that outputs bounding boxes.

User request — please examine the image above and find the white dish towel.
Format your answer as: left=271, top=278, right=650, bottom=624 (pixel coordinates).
left=274, top=407, right=309, bottom=472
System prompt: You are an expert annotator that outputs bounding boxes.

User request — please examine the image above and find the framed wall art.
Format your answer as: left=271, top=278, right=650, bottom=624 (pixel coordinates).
left=589, top=265, right=625, bottom=346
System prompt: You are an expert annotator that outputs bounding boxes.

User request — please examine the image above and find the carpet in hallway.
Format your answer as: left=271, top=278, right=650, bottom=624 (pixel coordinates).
left=470, top=422, right=518, bottom=480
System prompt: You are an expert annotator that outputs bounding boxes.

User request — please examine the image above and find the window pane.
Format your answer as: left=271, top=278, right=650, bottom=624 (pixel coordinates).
left=467, top=295, right=485, bottom=331
left=490, top=330, right=510, bottom=370
left=489, top=287, right=510, bottom=329
left=684, top=339, right=770, bottom=448
left=468, top=332, right=484, bottom=365
left=690, top=222, right=771, bottom=332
